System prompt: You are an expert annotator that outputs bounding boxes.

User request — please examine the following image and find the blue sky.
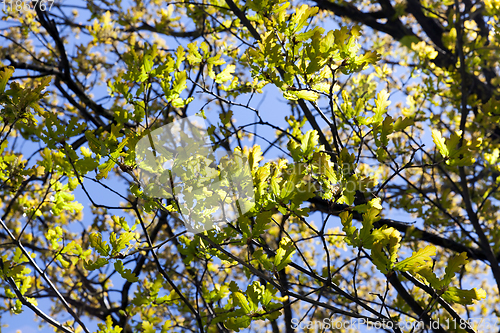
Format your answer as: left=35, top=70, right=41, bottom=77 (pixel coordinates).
left=0, top=1, right=495, bottom=332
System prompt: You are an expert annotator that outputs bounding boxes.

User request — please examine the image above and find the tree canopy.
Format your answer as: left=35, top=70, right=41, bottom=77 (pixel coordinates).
left=1, top=0, right=499, bottom=332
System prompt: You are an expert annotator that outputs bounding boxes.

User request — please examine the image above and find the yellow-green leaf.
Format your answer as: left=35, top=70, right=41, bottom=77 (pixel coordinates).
left=432, top=130, right=449, bottom=158
left=215, top=65, right=235, bottom=84
left=394, top=245, right=436, bottom=272
left=290, top=90, right=319, bottom=101
left=442, top=287, right=486, bottom=305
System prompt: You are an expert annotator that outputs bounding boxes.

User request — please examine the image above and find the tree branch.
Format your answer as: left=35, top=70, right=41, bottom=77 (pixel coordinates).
left=1, top=272, right=74, bottom=333
left=0, top=218, right=91, bottom=333
left=308, top=197, right=489, bottom=261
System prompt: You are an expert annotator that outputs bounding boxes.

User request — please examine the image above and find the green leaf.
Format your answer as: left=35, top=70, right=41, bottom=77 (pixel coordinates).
left=372, top=89, right=391, bottom=124
left=289, top=89, right=319, bottom=101
left=375, top=116, right=393, bottom=147
left=301, top=129, right=319, bottom=157
left=371, top=242, right=390, bottom=274
left=432, top=130, right=449, bottom=158
left=274, top=237, right=295, bottom=271
left=84, top=258, right=109, bottom=271
left=271, top=176, right=280, bottom=197
left=142, top=321, right=155, bottom=333
left=85, top=130, right=107, bottom=155
left=111, top=215, right=130, bottom=231
left=442, top=287, right=486, bottom=305
left=224, top=314, right=251, bottom=331
left=143, top=53, right=154, bottom=74
left=110, top=232, right=135, bottom=256
left=290, top=5, right=318, bottom=34
left=314, top=152, right=337, bottom=184
left=96, top=315, right=123, bottom=333
left=248, top=145, right=264, bottom=171
left=359, top=207, right=380, bottom=247
left=0, top=66, right=15, bottom=93
left=175, top=45, right=186, bottom=69
left=172, top=70, right=187, bottom=95
left=114, top=260, right=139, bottom=282
left=246, top=281, right=263, bottom=312
left=442, top=252, right=468, bottom=286
left=354, top=50, right=381, bottom=68
left=89, top=233, right=111, bottom=256
left=97, top=137, right=128, bottom=180
left=399, top=35, right=420, bottom=49
left=253, top=211, right=272, bottom=237
left=393, top=117, right=414, bottom=131
left=394, top=245, right=436, bottom=272
left=416, top=267, right=441, bottom=288
left=215, top=65, right=236, bottom=84
left=340, top=211, right=358, bottom=246
left=252, top=248, right=274, bottom=271
left=280, top=180, right=295, bottom=200
left=446, top=131, right=463, bottom=157
left=229, top=281, right=251, bottom=313
left=186, top=42, right=202, bottom=64
left=97, top=158, right=116, bottom=180
left=262, top=284, right=277, bottom=306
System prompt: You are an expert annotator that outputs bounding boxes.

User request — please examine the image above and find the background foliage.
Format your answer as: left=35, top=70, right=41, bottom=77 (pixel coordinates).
left=1, top=0, right=500, bottom=332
